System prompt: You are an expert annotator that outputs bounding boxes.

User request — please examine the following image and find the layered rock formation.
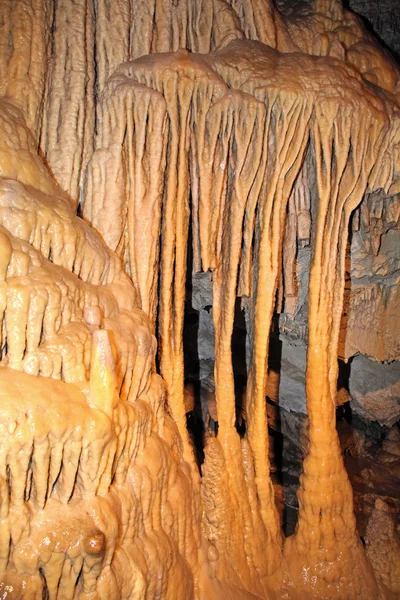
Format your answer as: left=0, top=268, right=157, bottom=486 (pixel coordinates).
left=0, top=0, right=398, bottom=598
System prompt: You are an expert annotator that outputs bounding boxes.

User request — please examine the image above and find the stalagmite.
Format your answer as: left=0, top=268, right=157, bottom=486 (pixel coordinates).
left=0, top=0, right=398, bottom=598
left=284, top=98, right=395, bottom=597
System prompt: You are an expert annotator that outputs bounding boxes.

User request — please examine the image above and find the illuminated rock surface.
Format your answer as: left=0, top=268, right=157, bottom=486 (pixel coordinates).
left=0, top=0, right=398, bottom=598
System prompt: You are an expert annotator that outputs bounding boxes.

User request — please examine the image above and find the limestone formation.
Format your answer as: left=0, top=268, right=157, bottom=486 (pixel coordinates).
left=0, top=0, right=398, bottom=598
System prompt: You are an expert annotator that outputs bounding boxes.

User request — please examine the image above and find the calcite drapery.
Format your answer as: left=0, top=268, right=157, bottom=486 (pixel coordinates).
left=0, top=0, right=399, bottom=598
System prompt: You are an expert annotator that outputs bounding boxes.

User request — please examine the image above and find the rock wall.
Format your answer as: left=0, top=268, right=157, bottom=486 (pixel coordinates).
left=348, top=0, right=400, bottom=60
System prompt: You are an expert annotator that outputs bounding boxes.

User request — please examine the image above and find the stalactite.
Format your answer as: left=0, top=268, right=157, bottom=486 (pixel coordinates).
left=206, top=92, right=279, bottom=580
left=0, top=0, right=53, bottom=136
left=95, top=0, right=131, bottom=95
left=40, top=0, right=95, bottom=201
left=0, top=0, right=399, bottom=598
left=84, top=74, right=168, bottom=323
left=284, top=96, right=396, bottom=597
left=245, top=95, right=312, bottom=551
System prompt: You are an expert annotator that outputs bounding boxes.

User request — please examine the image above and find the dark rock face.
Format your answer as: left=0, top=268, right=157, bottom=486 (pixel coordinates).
left=267, top=337, right=400, bottom=536
left=342, top=419, right=400, bottom=537
left=349, top=356, right=400, bottom=427
left=348, top=0, right=400, bottom=59
left=365, top=499, right=400, bottom=596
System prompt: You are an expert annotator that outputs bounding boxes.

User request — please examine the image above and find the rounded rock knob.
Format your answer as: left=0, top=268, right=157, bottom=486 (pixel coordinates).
left=84, top=531, right=106, bottom=557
